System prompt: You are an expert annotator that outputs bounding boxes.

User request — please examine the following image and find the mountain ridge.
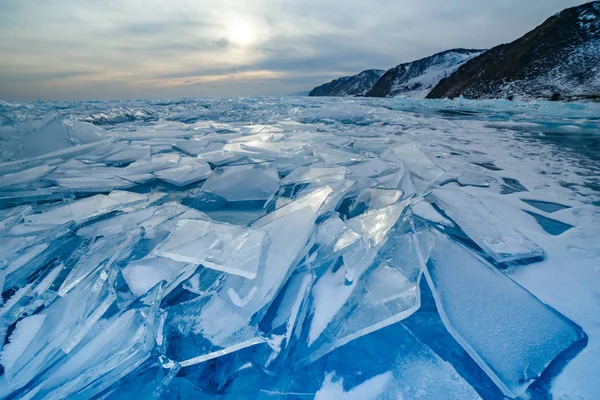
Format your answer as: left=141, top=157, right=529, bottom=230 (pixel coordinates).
left=309, top=69, right=385, bottom=97
left=427, top=1, right=600, bottom=100
left=366, top=48, right=485, bottom=98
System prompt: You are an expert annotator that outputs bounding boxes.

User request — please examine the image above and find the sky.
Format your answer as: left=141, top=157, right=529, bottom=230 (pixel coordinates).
left=0, top=0, right=590, bottom=101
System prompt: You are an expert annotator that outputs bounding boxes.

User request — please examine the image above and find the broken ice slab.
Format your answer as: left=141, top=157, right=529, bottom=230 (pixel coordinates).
left=12, top=112, right=83, bottom=160
left=0, top=165, right=56, bottom=188
left=421, top=232, right=585, bottom=398
left=412, top=200, right=454, bottom=227
left=284, top=323, right=480, bottom=400
left=347, top=188, right=403, bottom=218
left=347, top=159, right=392, bottom=178
left=306, top=256, right=420, bottom=363
left=63, top=119, right=107, bottom=145
left=457, top=171, right=494, bottom=187
left=49, top=161, right=158, bottom=191
left=17, top=287, right=162, bottom=400
left=125, top=153, right=180, bottom=174
left=174, top=139, right=210, bottom=156
left=58, top=231, right=142, bottom=296
left=11, top=191, right=147, bottom=235
left=224, top=140, right=310, bottom=158
left=77, top=201, right=190, bottom=238
left=2, top=263, right=118, bottom=392
left=281, top=166, right=347, bottom=185
left=253, top=186, right=334, bottom=229
left=312, top=146, right=366, bottom=166
left=346, top=200, right=410, bottom=249
left=2, top=223, right=75, bottom=291
left=94, top=143, right=152, bottom=165
left=392, top=142, right=444, bottom=183
left=433, top=187, right=544, bottom=263
left=122, top=255, right=197, bottom=297
left=309, top=213, right=360, bottom=264
left=201, top=165, right=279, bottom=202
left=197, top=150, right=246, bottom=166
left=93, top=356, right=180, bottom=400
left=0, top=190, right=75, bottom=208
left=0, top=205, right=32, bottom=233
left=154, top=218, right=266, bottom=279
left=260, top=271, right=314, bottom=370
left=154, top=157, right=211, bottom=186
left=162, top=293, right=264, bottom=367
left=222, top=206, right=316, bottom=321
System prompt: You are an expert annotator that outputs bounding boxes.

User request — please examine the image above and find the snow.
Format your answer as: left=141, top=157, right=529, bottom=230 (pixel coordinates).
left=0, top=96, right=598, bottom=399
left=389, top=50, right=484, bottom=98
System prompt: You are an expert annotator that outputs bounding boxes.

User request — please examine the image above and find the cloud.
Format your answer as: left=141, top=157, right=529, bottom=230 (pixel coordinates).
left=0, top=0, right=589, bottom=100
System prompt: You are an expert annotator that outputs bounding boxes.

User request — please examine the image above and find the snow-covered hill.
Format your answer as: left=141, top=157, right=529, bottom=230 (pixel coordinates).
left=308, top=69, right=385, bottom=97
left=428, top=2, right=600, bottom=100
left=366, top=49, right=485, bottom=98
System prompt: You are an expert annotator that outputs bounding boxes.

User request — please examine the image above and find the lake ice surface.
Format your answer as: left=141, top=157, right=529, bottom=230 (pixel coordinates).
left=0, top=97, right=598, bottom=399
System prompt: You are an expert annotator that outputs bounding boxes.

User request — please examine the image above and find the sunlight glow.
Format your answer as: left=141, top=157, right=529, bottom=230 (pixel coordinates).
left=227, top=19, right=258, bottom=47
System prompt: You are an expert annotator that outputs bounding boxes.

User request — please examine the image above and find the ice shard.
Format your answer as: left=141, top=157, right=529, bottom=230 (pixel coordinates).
left=393, top=142, right=444, bottom=183
left=12, top=191, right=147, bottom=235
left=281, top=166, right=347, bottom=185
left=154, top=157, right=211, bottom=186
left=222, top=206, right=316, bottom=321
left=201, top=165, right=279, bottom=202
left=346, top=199, right=410, bottom=249
left=0, top=165, right=56, bottom=189
left=306, top=257, right=420, bottom=363
left=161, top=293, right=264, bottom=367
left=421, top=232, right=585, bottom=397
left=154, top=218, right=266, bottom=279
left=433, top=187, right=544, bottom=263
left=20, top=286, right=162, bottom=399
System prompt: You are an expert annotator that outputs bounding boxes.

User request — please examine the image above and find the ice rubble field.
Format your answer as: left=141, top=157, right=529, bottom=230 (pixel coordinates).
left=0, top=97, right=599, bottom=400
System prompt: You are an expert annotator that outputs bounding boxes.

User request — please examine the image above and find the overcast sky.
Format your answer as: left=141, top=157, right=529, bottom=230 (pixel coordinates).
left=0, top=0, right=589, bottom=101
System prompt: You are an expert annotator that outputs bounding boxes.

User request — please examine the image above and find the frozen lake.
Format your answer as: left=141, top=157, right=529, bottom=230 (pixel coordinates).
left=0, top=97, right=598, bottom=399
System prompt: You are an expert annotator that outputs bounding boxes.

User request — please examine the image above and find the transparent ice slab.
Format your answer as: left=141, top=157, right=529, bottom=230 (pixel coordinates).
left=433, top=188, right=544, bottom=263
left=306, top=256, right=420, bottom=363
left=222, top=206, right=316, bottom=321
left=282, top=322, right=481, bottom=400
left=21, top=287, right=161, bottom=399
left=281, top=166, right=347, bottom=185
left=162, top=293, right=264, bottom=367
left=122, top=255, right=197, bottom=297
left=154, top=157, right=212, bottom=186
left=421, top=232, right=585, bottom=397
left=125, top=153, right=180, bottom=174
left=76, top=201, right=188, bottom=238
left=2, top=262, right=118, bottom=392
left=11, top=191, right=147, bottom=235
left=0, top=205, right=32, bottom=233
left=201, top=165, right=279, bottom=202
left=154, top=218, right=266, bottom=279
left=0, top=165, right=56, bottom=189
left=347, top=188, right=403, bottom=218
left=346, top=200, right=410, bottom=249
left=393, top=142, right=444, bottom=183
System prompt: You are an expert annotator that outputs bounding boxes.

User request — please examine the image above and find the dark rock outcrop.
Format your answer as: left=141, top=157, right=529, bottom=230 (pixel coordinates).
left=309, top=70, right=385, bottom=97
left=366, top=49, right=485, bottom=98
left=427, top=2, right=600, bottom=100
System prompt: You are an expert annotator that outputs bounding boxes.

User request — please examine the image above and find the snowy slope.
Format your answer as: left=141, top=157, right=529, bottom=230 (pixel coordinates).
left=428, top=2, right=600, bottom=100
left=309, top=69, right=385, bottom=97
left=366, top=49, right=485, bottom=98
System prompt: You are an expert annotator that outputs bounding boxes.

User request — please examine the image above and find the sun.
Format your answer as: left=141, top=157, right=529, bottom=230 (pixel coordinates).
left=227, top=19, right=258, bottom=47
